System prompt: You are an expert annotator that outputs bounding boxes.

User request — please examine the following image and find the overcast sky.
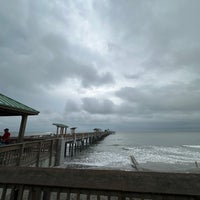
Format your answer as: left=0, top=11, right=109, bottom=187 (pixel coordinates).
left=1, top=0, right=200, bottom=133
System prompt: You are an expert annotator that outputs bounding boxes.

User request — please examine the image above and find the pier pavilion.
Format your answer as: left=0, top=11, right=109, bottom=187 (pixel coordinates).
left=70, top=127, right=77, bottom=134
left=52, top=123, right=69, bottom=136
left=0, top=93, right=39, bottom=142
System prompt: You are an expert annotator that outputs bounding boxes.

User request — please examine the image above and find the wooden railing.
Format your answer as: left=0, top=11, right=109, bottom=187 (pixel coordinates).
left=0, top=139, right=58, bottom=167
left=18, top=131, right=110, bottom=141
left=0, top=167, right=200, bottom=200
left=59, top=131, right=110, bottom=140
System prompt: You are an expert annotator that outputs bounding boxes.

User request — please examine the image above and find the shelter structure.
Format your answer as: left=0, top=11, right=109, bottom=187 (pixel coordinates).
left=70, top=127, right=77, bottom=134
left=70, top=127, right=77, bottom=141
left=0, top=93, right=39, bottom=142
left=53, top=123, right=69, bottom=136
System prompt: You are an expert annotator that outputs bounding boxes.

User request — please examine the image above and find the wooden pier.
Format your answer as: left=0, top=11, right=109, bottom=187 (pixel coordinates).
left=0, top=94, right=113, bottom=167
left=0, top=130, right=112, bottom=167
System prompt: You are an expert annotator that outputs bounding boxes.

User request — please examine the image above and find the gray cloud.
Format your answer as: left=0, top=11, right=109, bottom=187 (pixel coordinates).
left=116, top=81, right=200, bottom=115
left=1, top=0, right=200, bottom=132
left=65, top=99, right=81, bottom=113
left=82, top=97, right=115, bottom=114
left=0, top=23, right=114, bottom=99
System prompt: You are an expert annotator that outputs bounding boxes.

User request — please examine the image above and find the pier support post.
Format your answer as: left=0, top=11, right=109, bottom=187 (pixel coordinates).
left=18, top=115, right=28, bottom=142
left=55, top=138, right=65, bottom=166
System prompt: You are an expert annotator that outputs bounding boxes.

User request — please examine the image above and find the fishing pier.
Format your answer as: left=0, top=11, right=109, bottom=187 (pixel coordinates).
left=0, top=93, right=112, bottom=167
left=0, top=128, right=112, bottom=167
left=1, top=93, right=200, bottom=200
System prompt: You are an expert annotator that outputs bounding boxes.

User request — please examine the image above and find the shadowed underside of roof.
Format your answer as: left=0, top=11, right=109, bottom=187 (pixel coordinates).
left=0, top=93, right=39, bottom=116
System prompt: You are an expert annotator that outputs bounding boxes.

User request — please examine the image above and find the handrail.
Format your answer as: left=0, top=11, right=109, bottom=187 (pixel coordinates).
left=0, top=131, right=111, bottom=167
left=22, top=131, right=110, bottom=139
left=0, top=167, right=200, bottom=199
left=0, top=139, right=58, bottom=167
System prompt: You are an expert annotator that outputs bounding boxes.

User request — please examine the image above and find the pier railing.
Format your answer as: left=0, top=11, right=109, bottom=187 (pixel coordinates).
left=0, top=167, right=200, bottom=200
left=0, top=131, right=111, bottom=167
left=0, top=139, right=58, bottom=167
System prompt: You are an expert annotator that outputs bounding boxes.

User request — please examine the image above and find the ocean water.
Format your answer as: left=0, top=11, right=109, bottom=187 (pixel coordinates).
left=63, top=131, right=200, bottom=172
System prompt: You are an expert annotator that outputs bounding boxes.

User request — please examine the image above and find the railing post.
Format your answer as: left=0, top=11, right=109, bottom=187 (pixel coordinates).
left=36, top=141, right=42, bottom=167
left=49, top=140, right=54, bottom=167
left=64, top=142, right=68, bottom=157
left=17, top=143, right=24, bottom=166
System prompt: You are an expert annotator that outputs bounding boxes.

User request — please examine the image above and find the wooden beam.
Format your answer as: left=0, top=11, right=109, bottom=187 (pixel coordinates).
left=18, top=115, right=28, bottom=142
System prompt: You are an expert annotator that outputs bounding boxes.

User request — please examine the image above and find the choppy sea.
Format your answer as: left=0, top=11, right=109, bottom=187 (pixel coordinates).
left=61, top=131, right=200, bottom=172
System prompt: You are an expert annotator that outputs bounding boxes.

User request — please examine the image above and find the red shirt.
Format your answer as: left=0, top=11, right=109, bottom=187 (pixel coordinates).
left=2, top=131, right=11, bottom=143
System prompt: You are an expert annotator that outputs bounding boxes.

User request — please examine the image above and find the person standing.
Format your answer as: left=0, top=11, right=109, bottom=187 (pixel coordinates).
left=0, top=128, right=11, bottom=144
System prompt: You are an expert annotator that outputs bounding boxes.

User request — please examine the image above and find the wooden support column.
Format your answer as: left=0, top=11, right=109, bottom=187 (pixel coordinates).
left=61, top=127, right=64, bottom=135
left=18, top=115, right=28, bottom=143
left=71, top=127, right=77, bottom=142
left=49, top=140, right=54, bottom=167
left=56, top=127, right=59, bottom=135
left=55, top=138, right=65, bottom=166
left=64, top=142, right=67, bottom=157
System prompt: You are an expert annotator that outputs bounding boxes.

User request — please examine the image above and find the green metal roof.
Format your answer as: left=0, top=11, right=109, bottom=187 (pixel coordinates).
left=52, top=123, right=69, bottom=128
left=0, top=93, right=39, bottom=116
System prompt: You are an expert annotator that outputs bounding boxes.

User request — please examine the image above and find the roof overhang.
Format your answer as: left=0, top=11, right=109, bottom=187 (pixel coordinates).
left=0, top=106, right=39, bottom=116
left=52, top=123, right=69, bottom=128
left=0, top=94, right=39, bottom=116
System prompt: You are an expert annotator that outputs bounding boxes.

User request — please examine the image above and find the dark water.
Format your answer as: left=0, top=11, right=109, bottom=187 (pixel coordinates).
left=62, top=131, right=200, bottom=172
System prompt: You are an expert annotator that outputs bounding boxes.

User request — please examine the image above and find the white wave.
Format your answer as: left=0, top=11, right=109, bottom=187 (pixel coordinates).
left=182, top=145, right=200, bottom=149
left=131, top=145, right=200, bottom=164
left=122, top=146, right=134, bottom=151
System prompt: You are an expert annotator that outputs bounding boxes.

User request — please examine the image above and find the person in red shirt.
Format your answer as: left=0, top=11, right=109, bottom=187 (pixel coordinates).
left=0, top=128, right=11, bottom=144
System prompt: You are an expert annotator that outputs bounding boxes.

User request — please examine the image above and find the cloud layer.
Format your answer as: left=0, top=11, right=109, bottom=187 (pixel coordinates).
left=1, top=0, right=200, bottom=133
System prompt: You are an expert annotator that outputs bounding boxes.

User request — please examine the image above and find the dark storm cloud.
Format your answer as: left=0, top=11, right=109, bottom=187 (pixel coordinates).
left=95, top=0, right=200, bottom=74
left=0, top=5, right=114, bottom=97
left=1, top=0, right=200, bottom=132
left=64, top=99, right=81, bottom=113
left=39, top=32, right=115, bottom=87
left=116, top=82, right=200, bottom=114
left=82, top=97, right=115, bottom=114
left=140, top=0, right=200, bottom=74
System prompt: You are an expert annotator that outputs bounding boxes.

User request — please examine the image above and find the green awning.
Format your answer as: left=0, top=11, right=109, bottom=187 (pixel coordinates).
left=0, top=93, right=39, bottom=116
left=52, top=123, right=69, bottom=128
